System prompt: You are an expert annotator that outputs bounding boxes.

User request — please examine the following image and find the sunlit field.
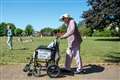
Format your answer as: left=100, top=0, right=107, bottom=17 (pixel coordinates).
left=0, top=37, right=120, bottom=64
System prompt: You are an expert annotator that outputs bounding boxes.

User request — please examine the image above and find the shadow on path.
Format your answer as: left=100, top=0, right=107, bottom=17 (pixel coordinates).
left=60, top=64, right=104, bottom=76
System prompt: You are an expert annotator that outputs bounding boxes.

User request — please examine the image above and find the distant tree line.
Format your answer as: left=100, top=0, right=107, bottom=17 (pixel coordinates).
left=1, top=21, right=119, bottom=37
left=40, top=24, right=67, bottom=36
left=0, top=22, right=67, bottom=37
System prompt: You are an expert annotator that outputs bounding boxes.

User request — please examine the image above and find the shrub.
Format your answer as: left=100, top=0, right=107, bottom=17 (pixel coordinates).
left=92, top=29, right=112, bottom=37
left=79, top=26, right=93, bottom=36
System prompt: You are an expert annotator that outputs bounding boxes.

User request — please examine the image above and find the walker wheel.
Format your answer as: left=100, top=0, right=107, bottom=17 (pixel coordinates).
left=47, top=64, right=60, bottom=78
left=23, top=64, right=30, bottom=72
left=33, top=64, right=42, bottom=77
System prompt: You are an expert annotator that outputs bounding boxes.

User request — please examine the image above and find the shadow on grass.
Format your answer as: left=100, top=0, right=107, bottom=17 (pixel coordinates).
left=14, top=48, right=28, bottom=50
left=95, top=38, right=120, bottom=42
left=60, top=64, right=104, bottom=76
left=104, top=52, right=120, bottom=63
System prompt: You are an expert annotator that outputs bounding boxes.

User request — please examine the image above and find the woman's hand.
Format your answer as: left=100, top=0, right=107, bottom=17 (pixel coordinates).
left=60, top=36, right=64, bottom=39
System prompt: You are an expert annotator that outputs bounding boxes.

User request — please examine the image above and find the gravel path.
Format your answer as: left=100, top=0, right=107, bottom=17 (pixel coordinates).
left=0, top=64, right=120, bottom=80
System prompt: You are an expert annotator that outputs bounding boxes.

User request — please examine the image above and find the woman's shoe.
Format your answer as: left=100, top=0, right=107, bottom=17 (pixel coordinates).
left=74, top=69, right=83, bottom=74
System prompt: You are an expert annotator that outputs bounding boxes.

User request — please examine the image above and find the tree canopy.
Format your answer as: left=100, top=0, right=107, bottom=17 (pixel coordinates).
left=40, top=27, right=54, bottom=36
left=25, top=24, right=34, bottom=36
left=14, top=28, right=23, bottom=36
left=82, top=0, right=120, bottom=36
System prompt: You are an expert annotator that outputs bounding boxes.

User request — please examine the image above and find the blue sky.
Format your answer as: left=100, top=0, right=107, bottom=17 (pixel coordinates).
left=0, top=0, right=89, bottom=31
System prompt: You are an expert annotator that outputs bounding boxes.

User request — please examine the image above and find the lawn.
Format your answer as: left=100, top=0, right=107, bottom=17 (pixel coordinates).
left=0, top=37, right=120, bottom=64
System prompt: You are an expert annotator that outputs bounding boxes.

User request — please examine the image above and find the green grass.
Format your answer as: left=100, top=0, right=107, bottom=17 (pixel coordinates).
left=0, top=37, right=120, bottom=64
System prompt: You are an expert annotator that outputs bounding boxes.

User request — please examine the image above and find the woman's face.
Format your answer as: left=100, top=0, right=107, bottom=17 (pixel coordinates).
left=63, top=17, right=69, bottom=24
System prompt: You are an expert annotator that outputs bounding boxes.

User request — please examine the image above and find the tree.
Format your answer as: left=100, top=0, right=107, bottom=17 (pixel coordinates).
left=14, top=28, right=23, bottom=36
left=79, top=26, right=93, bottom=36
left=25, top=24, right=34, bottom=36
left=77, top=21, right=93, bottom=36
left=82, top=0, right=120, bottom=37
left=40, top=27, right=54, bottom=36
left=0, top=22, right=7, bottom=36
left=58, top=24, right=67, bottom=32
left=78, top=21, right=85, bottom=28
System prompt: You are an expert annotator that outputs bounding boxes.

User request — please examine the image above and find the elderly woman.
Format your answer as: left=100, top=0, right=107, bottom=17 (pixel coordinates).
left=59, top=14, right=83, bottom=74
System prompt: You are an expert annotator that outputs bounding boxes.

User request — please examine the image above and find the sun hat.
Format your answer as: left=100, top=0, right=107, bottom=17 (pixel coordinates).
left=59, top=13, right=73, bottom=21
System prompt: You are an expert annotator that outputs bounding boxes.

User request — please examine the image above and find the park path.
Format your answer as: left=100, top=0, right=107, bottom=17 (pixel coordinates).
left=0, top=64, right=120, bottom=80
